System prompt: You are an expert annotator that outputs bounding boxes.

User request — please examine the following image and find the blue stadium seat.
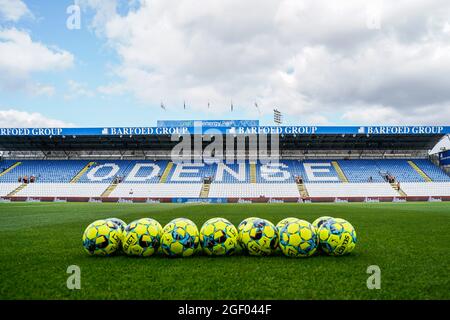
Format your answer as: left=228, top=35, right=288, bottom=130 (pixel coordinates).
left=0, top=158, right=448, bottom=185
left=0, top=160, right=89, bottom=183
left=412, top=159, right=450, bottom=182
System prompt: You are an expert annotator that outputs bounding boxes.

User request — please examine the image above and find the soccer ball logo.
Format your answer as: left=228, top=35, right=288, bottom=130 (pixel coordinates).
left=239, top=218, right=278, bottom=256
left=276, top=217, right=300, bottom=232
left=200, top=218, right=238, bottom=256
left=82, top=219, right=121, bottom=256
left=161, top=218, right=200, bottom=257
left=122, top=218, right=162, bottom=257
left=312, top=216, right=333, bottom=232
left=318, top=218, right=357, bottom=255
left=279, top=220, right=318, bottom=257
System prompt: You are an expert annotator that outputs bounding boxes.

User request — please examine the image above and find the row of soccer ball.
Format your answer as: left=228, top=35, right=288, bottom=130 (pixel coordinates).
left=82, top=216, right=357, bottom=258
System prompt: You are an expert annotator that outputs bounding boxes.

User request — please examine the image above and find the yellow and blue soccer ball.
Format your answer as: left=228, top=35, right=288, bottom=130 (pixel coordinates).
left=276, top=217, right=301, bottom=232
left=237, top=217, right=258, bottom=234
left=237, top=217, right=258, bottom=248
left=106, top=217, right=127, bottom=232
left=239, top=218, right=278, bottom=256
left=106, top=217, right=127, bottom=241
left=312, top=216, right=333, bottom=232
left=200, top=218, right=238, bottom=256
left=122, top=218, right=162, bottom=257
left=279, top=220, right=318, bottom=257
left=318, top=218, right=357, bottom=255
left=82, top=219, right=121, bottom=256
left=161, top=218, right=200, bottom=257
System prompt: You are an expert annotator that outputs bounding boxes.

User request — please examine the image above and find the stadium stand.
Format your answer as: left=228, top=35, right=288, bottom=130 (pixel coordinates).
left=400, top=182, right=450, bottom=197
left=411, top=159, right=450, bottom=182
left=0, top=158, right=449, bottom=200
left=337, top=160, right=385, bottom=183
left=0, top=183, right=22, bottom=197
left=374, top=159, right=424, bottom=182
left=208, top=183, right=300, bottom=198
left=0, top=122, right=449, bottom=202
left=110, top=183, right=203, bottom=198
left=304, top=183, right=399, bottom=198
left=0, top=160, right=89, bottom=183
left=167, top=162, right=217, bottom=183
left=14, top=183, right=110, bottom=198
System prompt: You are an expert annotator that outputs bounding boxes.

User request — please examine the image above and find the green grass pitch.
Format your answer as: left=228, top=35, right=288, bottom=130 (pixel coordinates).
left=0, top=202, right=449, bottom=300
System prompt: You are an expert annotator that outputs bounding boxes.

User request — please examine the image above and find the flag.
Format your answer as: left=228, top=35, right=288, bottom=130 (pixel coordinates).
left=208, top=101, right=210, bottom=109
left=160, top=102, right=166, bottom=110
left=183, top=101, right=186, bottom=110
left=231, top=100, right=234, bottom=112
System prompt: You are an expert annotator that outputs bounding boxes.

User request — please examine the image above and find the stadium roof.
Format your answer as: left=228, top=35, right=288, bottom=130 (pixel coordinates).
left=0, top=125, right=448, bottom=151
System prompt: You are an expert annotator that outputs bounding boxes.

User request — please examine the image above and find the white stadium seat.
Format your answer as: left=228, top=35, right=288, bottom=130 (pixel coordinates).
left=15, top=183, right=109, bottom=197
left=304, top=183, right=399, bottom=198
left=208, top=183, right=300, bottom=198
left=400, top=182, right=450, bottom=197
left=110, top=183, right=203, bottom=198
left=0, top=183, right=21, bottom=197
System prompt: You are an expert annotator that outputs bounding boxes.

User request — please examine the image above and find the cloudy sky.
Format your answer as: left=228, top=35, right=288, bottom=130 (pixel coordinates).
left=0, top=0, right=449, bottom=127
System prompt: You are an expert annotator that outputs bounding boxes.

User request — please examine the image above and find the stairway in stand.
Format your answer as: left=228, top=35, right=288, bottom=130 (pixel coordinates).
left=297, top=181, right=309, bottom=198
left=199, top=181, right=211, bottom=198
left=331, top=161, right=349, bottom=182
left=0, top=161, right=22, bottom=178
left=250, top=162, right=256, bottom=183
left=390, top=182, right=407, bottom=197
left=159, top=162, right=174, bottom=183
left=7, top=183, right=27, bottom=196
left=101, top=183, right=118, bottom=197
left=70, top=161, right=95, bottom=183
left=407, top=161, right=432, bottom=182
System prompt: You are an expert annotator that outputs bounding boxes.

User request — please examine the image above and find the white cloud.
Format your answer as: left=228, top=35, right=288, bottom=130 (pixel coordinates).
left=83, top=0, right=450, bottom=124
left=0, top=28, right=74, bottom=95
left=0, top=0, right=32, bottom=22
left=0, top=109, right=73, bottom=127
left=342, top=104, right=450, bottom=125
left=64, top=80, right=95, bottom=100
left=0, top=28, right=73, bottom=74
left=97, top=82, right=126, bottom=95
left=27, top=83, right=56, bottom=97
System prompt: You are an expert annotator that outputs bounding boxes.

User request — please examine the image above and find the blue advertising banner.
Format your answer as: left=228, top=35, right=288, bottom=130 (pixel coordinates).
left=0, top=126, right=449, bottom=136
left=439, top=150, right=450, bottom=165
left=171, top=198, right=228, bottom=203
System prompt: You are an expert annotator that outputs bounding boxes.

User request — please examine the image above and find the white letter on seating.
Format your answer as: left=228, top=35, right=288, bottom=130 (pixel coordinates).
left=87, top=164, right=120, bottom=181
left=215, top=163, right=246, bottom=182
left=171, top=163, right=204, bottom=182
left=304, top=163, right=339, bottom=182
left=261, top=163, right=290, bottom=182
left=126, top=163, right=160, bottom=182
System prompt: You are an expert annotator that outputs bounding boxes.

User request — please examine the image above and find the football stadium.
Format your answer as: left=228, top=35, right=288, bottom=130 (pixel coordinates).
left=0, top=122, right=449, bottom=300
